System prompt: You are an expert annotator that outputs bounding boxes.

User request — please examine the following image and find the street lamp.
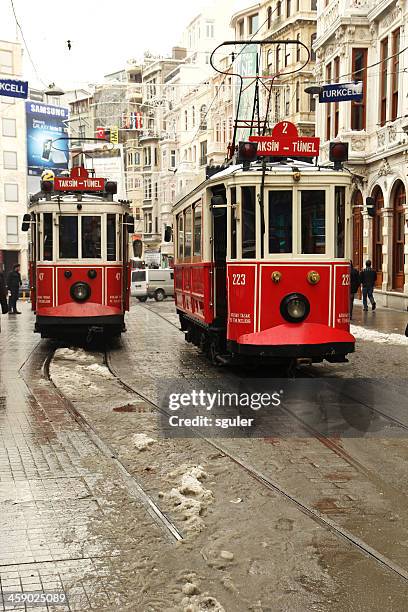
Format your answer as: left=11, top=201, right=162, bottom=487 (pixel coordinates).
left=44, top=83, right=65, bottom=97
left=304, top=85, right=323, bottom=96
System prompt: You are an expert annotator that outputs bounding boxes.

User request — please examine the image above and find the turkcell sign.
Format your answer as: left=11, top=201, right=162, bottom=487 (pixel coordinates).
left=319, top=81, right=363, bottom=103
left=0, top=78, right=29, bottom=99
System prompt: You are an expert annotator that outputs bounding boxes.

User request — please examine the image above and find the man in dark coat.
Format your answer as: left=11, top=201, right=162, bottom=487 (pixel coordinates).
left=360, top=260, right=377, bottom=312
left=350, top=261, right=361, bottom=320
left=7, top=263, right=22, bottom=314
left=0, top=270, right=8, bottom=316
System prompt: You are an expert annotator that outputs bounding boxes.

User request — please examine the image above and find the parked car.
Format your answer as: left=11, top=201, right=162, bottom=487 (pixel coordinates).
left=147, top=268, right=174, bottom=301
left=130, top=269, right=148, bottom=301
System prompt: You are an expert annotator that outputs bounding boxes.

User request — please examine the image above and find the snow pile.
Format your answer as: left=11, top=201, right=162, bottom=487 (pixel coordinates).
left=165, top=465, right=213, bottom=533
left=133, top=433, right=156, bottom=451
left=351, top=324, right=408, bottom=346
left=85, top=363, right=113, bottom=378
left=181, top=595, right=225, bottom=612
left=54, top=347, right=93, bottom=363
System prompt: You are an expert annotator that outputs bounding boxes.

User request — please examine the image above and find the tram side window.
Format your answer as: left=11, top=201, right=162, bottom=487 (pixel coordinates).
left=184, top=208, right=192, bottom=259
left=301, top=191, right=326, bottom=254
left=230, top=187, right=237, bottom=259
left=82, top=216, right=101, bottom=258
left=335, top=187, right=345, bottom=258
left=177, top=213, right=184, bottom=259
left=242, top=186, right=256, bottom=258
left=107, top=214, right=116, bottom=261
left=59, top=216, right=78, bottom=258
left=268, top=191, right=292, bottom=253
left=193, top=203, right=202, bottom=257
left=43, top=213, right=53, bottom=260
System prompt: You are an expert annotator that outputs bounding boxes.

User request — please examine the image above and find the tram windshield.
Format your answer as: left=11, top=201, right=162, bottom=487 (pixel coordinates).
left=81, top=216, right=101, bottom=258
left=59, top=216, right=78, bottom=258
left=268, top=191, right=292, bottom=254
left=301, top=191, right=326, bottom=254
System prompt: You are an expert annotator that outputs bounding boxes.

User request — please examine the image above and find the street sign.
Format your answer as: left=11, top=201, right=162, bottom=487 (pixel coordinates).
left=249, top=121, right=320, bottom=158
left=0, top=78, right=28, bottom=99
left=54, top=167, right=105, bottom=191
left=319, top=82, right=363, bottom=103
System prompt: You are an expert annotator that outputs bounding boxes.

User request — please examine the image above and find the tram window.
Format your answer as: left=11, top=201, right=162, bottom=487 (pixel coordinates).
left=242, top=186, right=256, bottom=258
left=107, top=214, right=116, bottom=261
left=43, top=213, right=53, bottom=261
left=335, top=187, right=345, bottom=258
left=82, top=216, right=101, bottom=258
left=184, top=208, right=192, bottom=258
left=193, top=203, right=202, bottom=257
left=301, top=191, right=326, bottom=254
left=268, top=191, right=292, bottom=253
left=177, top=214, right=184, bottom=259
left=59, top=216, right=78, bottom=259
left=230, top=187, right=237, bottom=259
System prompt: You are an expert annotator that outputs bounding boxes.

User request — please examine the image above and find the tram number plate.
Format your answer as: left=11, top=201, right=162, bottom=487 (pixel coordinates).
left=232, top=273, right=246, bottom=286
left=341, top=274, right=350, bottom=285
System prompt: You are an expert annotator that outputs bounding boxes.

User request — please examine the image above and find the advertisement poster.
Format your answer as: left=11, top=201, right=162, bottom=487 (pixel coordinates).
left=25, top=101, right=69, bottom=179
left=82, top=143, right=126, bottom=199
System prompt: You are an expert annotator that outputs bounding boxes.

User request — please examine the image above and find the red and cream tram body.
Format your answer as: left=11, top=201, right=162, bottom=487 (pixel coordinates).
left=172, top=153, right=355, bottom=364
left=22, top=168, right=133, bottom=338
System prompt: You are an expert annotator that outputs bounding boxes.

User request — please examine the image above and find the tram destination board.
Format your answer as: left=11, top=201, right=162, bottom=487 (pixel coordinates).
left=54, top=166, right=105, bottom=191
left=249, top=121, right=320, bottom=158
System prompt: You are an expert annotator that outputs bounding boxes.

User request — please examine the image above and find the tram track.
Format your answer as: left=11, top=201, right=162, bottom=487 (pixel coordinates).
left=104, top=344, right=408, bottom=585
left=40, top=343, right=183, bottom=545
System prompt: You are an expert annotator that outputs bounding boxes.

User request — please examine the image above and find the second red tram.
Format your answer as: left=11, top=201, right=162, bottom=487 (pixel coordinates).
left=171, top=156, right=355, bottom=365
left=22, top=169, right=134, bottom=339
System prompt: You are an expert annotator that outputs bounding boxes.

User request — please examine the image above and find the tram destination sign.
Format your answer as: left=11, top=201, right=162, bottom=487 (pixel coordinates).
left=249, top=121, right=320, bottom=158
left=54, top=167, right=105, bottom=191
left=319, top=81, right=363, bottom=103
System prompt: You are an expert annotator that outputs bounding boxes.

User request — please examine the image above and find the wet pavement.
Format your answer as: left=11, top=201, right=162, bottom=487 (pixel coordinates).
left=0, top=304, right=170, bottom=611
left=351, top=300, right=408, bottom=335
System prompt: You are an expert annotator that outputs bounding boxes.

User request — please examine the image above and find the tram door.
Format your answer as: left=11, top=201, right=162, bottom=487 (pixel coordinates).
left=211, top=189, right=227, bottom=326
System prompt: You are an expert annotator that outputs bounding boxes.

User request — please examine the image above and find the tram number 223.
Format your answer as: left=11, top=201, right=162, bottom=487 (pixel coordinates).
left=232, top=273, right=246, bottom=286
left=342, top=273, right=350, bottom=286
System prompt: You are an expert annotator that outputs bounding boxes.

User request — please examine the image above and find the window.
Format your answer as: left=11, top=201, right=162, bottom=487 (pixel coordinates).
left=311, top=0, right=317, bottom=9
left=200, top=105, right=207, bottom=129
left=192, top=106, right=195, bottom=127
left=4, top=183, right=18, bottom=201
left=184, top=110, right=188, bottom=131
left=351, top=48, right=367, bottom=130
left=296, top=34, right=301, bottom=62
left=277, top=0, right=281, bottom=17
left=267, top=6, right=272, bottom=28
left=3, top=151, right=17, bottom=169
left=144, top=177, right=152, bottom=199
left=6, top=216, right=18, bottom=244
left=242, top=186, right=256, bottom=258
left=200, top=141, right=207, bottom=165
left=59, top=217, right=78, bottom=258
left=82, top=217, right=101, bottom=258
left=380, top=38, right=388, bottom=126
left=372, top=187, right=383, bottom=284
left=143, top=147, right=151, bottom=165
left=309, top=93, right=316, bottom=112
left=301, top=191, right=325, bottom=254
left=276, top=45, right=281, bottom=72
left=286, top=0, right=291, bottom=17
left=0, top=50, right=13, bottom=74
left=230, top=187, right=237, bottom=259
left=177, top=213, right=184, bottom=259
left=310, top=33, right=316, bottom=62
left=184, top=209, right=192, bottom=258
left=248, top=14, right=258, bottom=35
left=43, top=213, right=53, bottom=261
left=193, top=202, right=202, bottom=256
left=2, top=118, right=16, bottom=137
left=170, top=149, right=176, bottom=168
left=285, top=45, right=290, bottom=68
left=335, top=187, right=345, bottom=258
left=334, top=57, right=340, bottom=136
left=107, top=214, right=116, bottom=261
left=391, top=28, right=400, bottom=121
left=295, top=81, right=300, bottom=113
left=206, top=21, right=214, bottom=38
left=268, top=191, right=292, bottom=253
left=326, top=63, right=332, bottom=139
left=154, top=148, right=158, bottom=166
left=285, top=87, right=290, bottom=115
left=238, top=19, right=244, bottom=39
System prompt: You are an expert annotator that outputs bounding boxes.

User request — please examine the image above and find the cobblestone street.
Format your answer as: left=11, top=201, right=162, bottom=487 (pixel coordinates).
left=1, top=300, right=408, bottom=611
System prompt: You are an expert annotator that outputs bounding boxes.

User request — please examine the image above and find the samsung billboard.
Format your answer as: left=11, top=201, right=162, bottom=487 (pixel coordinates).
left=25, top=101, right=69, bottom=178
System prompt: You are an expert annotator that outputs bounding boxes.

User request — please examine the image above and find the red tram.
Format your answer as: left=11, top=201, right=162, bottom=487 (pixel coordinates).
left=22, top=167, right=134, bottom=339
left=170, top=129, right=355, bottom=365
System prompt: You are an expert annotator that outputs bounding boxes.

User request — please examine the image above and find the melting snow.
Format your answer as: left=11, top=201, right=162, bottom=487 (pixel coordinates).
left=133, top=433, right=156, bottom=451
left=351, top=324, right=408, bottom=346
left=166, top=465, right=213, bottom=532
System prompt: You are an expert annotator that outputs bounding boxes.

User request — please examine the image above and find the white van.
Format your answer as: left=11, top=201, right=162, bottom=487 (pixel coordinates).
left=147, top=268, right=174, bottom=301
left=131, top=269, right=148, bottom=301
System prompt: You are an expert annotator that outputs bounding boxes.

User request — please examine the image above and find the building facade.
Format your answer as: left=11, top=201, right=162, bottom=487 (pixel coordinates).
left=0, top=41, right=28, bottom=279
left=315, top=0, right=408, bottom=309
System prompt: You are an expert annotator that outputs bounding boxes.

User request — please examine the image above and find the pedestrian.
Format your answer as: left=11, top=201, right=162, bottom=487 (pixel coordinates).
left=0, top=269, right=8, bottom=319
left=350, top=261, right=361, bottom=319
left=360, top=259, right=377, bottom=312
left=7, top=263, right=22, bottom=314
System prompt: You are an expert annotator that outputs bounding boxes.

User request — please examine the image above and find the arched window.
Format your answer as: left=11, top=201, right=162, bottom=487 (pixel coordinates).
left=392, top=180, right=406, bottom=290
left=352, top=190, right=363, bottom=269
left=200, top=105, right=207, bottom=130
left=310, top=33, right=317, bottom=62
left=267, top=6, right=272, bottom=28
left=277, top=0, right=281, bottom=17
left=372, top=186, right=384, bottom=286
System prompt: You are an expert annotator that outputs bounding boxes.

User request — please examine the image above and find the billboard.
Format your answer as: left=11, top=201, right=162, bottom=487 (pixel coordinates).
left=26, top=101, right=69, bottom=177
left=234, top=45, right=258, bottom=142
left=81, top=143, right=126, bottom=199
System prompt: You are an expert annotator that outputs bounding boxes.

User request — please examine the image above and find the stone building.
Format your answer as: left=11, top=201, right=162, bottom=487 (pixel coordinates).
left=314, top=0, right=408, bottom=309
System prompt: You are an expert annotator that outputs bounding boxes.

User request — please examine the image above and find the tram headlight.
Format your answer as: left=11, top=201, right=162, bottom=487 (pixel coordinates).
left=280, top=293, right=310, bottom=323
left=70, top=282, right=91, bottom=302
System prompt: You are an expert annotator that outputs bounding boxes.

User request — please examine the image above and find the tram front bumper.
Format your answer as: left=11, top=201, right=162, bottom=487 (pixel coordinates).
left=231, top=322, right=355, bottom=360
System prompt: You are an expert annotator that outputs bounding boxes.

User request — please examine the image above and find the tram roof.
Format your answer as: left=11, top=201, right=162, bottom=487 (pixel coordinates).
left=28, top=192, right=126, bottom=208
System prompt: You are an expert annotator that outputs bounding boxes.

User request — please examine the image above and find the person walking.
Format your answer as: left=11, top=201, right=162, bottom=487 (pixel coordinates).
left=0, top=269, right=8, bottom=315
left=7, top=263, right=22, bottom=314
left=350, top=261, right=361, bottom=319
left=360, top=260, right=377, bottom=312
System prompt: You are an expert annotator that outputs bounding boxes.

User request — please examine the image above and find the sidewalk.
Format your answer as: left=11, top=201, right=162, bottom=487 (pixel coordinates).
left=351, top=301, right=407, bottom=336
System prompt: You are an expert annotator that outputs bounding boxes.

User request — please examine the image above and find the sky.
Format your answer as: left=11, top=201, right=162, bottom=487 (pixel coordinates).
left=0, top=0, right=251, bottom=90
